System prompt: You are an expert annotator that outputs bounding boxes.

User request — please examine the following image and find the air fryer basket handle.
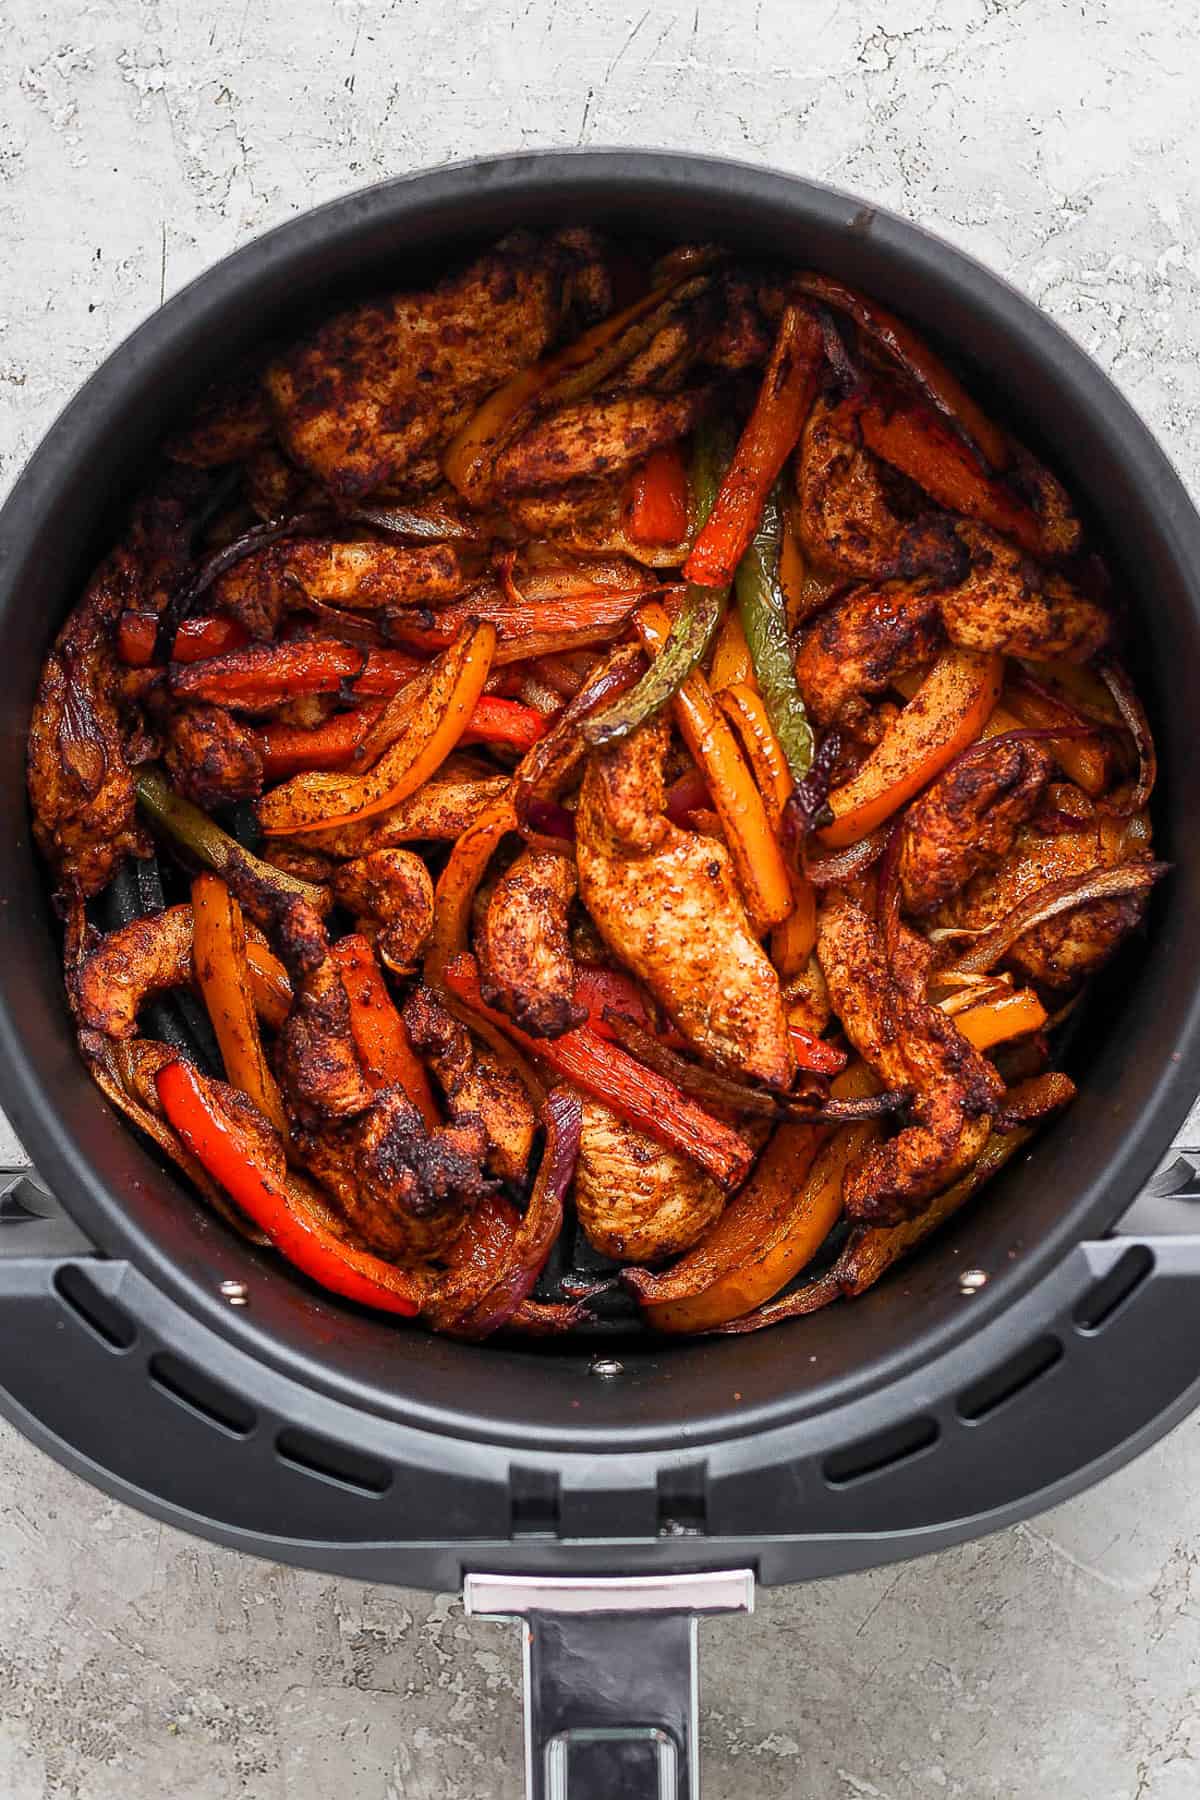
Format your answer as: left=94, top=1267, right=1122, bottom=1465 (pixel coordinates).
left=464, top=1571, right=754, bottom=1800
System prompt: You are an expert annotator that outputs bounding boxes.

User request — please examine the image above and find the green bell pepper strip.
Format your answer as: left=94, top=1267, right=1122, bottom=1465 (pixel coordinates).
left=734, top=487, right=815, bottom=782
left=582, top=425, right=730, bottom=748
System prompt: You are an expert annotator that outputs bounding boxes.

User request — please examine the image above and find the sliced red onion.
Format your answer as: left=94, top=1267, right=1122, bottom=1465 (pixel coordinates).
left=938, top=860, right=1169, bottom=983
left=1097, top=658, right=1157, bottom=817
left=805, top=823, right=892, bottom=887
left=349, top=502, right=485, bottom=542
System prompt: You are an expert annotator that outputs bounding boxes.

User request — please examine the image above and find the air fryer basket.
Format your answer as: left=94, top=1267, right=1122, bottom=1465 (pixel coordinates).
left=1, top=154, right=1200, bottom=1797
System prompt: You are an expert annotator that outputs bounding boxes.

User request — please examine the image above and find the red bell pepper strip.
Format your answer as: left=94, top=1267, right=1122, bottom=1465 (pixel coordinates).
left=443, top=953, right=753, bottom=1191
left=572, top=966, right=661, bottom=1040
left=330, top=934, right=441, bottom=1130
left=628, top=445, right=689, bottom=546
left=683, top=305, right=824, bottom=589
left=171, top=642, right=426, bottom=711
left=156, top=1059, right=421, bottom=1316
left=789, top=1023, right=848, bottom=1075
left=461, top=695, right=547, bottom=753
left=117, top=610, right=252, bottom=668
left=258, top=694, right=545, bottom=783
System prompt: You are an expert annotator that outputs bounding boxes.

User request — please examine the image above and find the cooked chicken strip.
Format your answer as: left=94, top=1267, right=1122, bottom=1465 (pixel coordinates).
left=275, top=907, right=373, bottom=1122
left=940, top=525, right=1108, bottom=662
left=163, top=704, right=264, bottom=807
left=403, top=985, right=536, bottom=1183
left=817, top=891, right=1002, bottom=1222
left=166, top=371, right=273, bottom=467
left=299, top=1090, right=494, bottom=1262
left=575, top=717, right=795, bottom=1088
left=266, top=230, right=610, bottom=499
left=897, top=737, right=1051, bottom=915
left=76, top=905, right=195, bottom=1038
left=797, top=391, right=968, bottom=583
left=793, top=579, right=945, bottom=732
left=574, top=1095, right=724, bottom=1261
left=477, top=847, right=583, bottom=1038
left=492, top=387, right=713, bottom=496
left=288, top=762, right=510, bottom=858
left=938, top=814, right=1154, bottom=991
left=213, top=539, right=464, bottom=640
left=332, top=848, right=434, bottom=974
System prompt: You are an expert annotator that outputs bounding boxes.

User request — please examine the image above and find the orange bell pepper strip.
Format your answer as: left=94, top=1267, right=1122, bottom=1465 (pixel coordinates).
left=442, top=953, right=753, bottom=1191
left=792, top=272, right=1012, bottom=471
left=788, top=1022, right=847, bottom=1075
left=720, top=681, right=819, bottom=973
left=997, top=679, right=1111, bottom=796
left=191, top=873, right=289, bottom=1137
left=628, top=1063, right=878, bottom=1331
left=330, top=933, right=440, bottom=1129
left=171, top=642, right=426, bottom=711
left=819, top=649, right=1003, bottom=849
left=857, top=393, right=1045, bottom=557
left=635, top=603, right=793, bottom=934
left=628, top=445, right=689, bottom=546
left=952, top=987, right=1047, bottom=1051
left=244, top=937, right=293, bottom=1032
left=683, top=305, right=825, bottom=589
left=156, top=1059, right=421, bottom=1316
left=425, top=796, right=517, bottom=987
left=258, top=622, right=496, bottom=836
left=708, top=608, right=754, bottom=691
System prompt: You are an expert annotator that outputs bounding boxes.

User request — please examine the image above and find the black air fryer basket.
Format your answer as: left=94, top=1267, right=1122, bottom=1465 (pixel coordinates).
left=1, top=155, right=1199, bottom=1800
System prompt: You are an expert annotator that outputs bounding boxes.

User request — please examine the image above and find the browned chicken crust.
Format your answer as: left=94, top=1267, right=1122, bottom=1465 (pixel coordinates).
left=898, top=737, right=1051, bottom=915
left=576, top=717, right=795, bottom=1088
left=941, top=526, right=1109, bottom=662
left=266, top=230, right=610, bottom=499
left=402, top=985, right=536, bottom=1183
left=332, top=848, right=434, bottom=974
left=492, top=387, right=714, bottom=496
left=794, top=579, right=945, bottom=731
left=477, top=847, right=583, bottom=1039
left=574, top=1095, right=724, bottom=1261
left=76, top=904, right=195, bottom=1038
left=163, top=704, right=264, bottom=807
left=213, top=539, right=464, bottom=639
left=817, top=891, right=1003, bottom=1222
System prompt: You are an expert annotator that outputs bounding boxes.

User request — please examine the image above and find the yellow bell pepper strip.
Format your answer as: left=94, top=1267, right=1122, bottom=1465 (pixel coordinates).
left=627, top=1063, right=879, bottom=1332
left=156, top=1058, right=422, bottom=1317
left=998, top=676, right=1111, bottom=796
left=635, top=601, right=794, bottom=934
left=330, top=933, right=440, bottom=1130
left=819, top=649, right=1003, bottom=849
left=191, top=873, right=289, bottom=1137
left=136, top=768, right=331, bottom=923
left=443, top=262, right=716, bottom=502
left=683, top=305, right=825, bottom=589
left=442, top=953, right=753, bottom=1191
left=733, top=485, right=815, bottom=782
left=258, top=621, right=496, bottom=836
left=952, top=987, right=1048, bottom=1051
left=584, top=424, right=728, bottom=748
left=792, top=272, right=1012, bottom=471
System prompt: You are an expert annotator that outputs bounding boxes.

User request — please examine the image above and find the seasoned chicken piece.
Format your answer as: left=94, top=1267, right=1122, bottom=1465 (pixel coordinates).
left=793, top=580, right=945, bottom=732
left=28, top=566, right=151, bottom=900
left=299, top=1090, right=494, bottom=1262
left=492, top=387, right=713, bottom=497
left=940, top=525, right=1108, bottom=662
left=275, top=908, right=373, bottom=1122
left=575, top=717, right=795, bottom=1088
left=163, top=704, right=264, bottom=807
left=403, top=985, right=536, bottom=1183
left=898, top=737, right=1051, bottom=915
left=817, top=891, right=1003, bottom=1222
left=574, top=1095, right=724, bottom=1261
left=266, top=230, right=610, bottom=499
left=244, top=445, right=317, bottom=520
left=332, top=848, right=434, bottom=974
left=477, top=847, right=583, bottom=1038
left=167, top=370, right=273, bottom=467
left=781, top=953, right=831, bottom=1038
left=938, top=815, right=1155, bottom=991
left=289, top=761, right=510, bottom=857
left=797, top=391, right=968, bottom=583
left=503, top=480, right=688, bottom=568
left=76, top=904, right=195, bottom=1038
left=213, top=539, right=464, bottom=639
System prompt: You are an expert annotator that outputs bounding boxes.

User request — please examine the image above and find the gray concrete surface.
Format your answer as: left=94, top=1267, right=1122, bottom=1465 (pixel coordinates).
left=2, top=0, right=1200, bottom=1793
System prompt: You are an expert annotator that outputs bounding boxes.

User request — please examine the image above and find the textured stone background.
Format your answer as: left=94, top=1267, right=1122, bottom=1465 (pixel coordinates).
left=2, top=0, right=1200, bottom=1794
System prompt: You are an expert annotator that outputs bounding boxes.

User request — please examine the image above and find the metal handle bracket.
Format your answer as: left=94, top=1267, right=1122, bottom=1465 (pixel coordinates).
left=465, top=1569, right=754, bottom=1800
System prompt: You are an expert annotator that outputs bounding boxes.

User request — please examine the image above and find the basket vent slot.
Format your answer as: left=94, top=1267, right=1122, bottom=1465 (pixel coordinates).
left=1073, top=1244, right=1154, bottom=1333
left=275, top=1427, right=391, bottom=1496
left=656, top=1465, right=708, bottom=1537
left=149, top=1352, right=256, bottom=1438
left=510, top=1466, right=561, bottom=1538
left=824, top=1415, right=939, bottom=1487
left=53, top=1265, right=136, bottom=1351
left=956, top=1335, right=1063, bottom=1423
